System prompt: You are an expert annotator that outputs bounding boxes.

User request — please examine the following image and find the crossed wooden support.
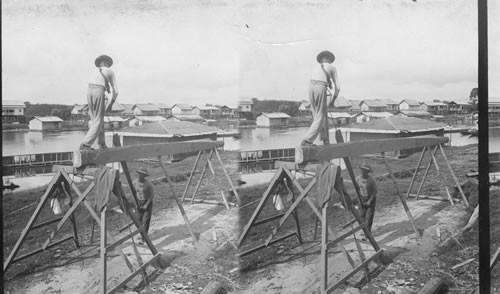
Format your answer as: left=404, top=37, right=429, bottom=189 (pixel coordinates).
left=5, top=138, right=238, bottom=293
left=238, top=133, right=468, bottom=293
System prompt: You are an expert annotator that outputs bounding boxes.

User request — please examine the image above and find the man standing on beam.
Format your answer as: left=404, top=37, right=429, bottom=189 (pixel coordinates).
left=80, top=54, right=119, bottom=150
left=301, top=50, right=341, bottom=146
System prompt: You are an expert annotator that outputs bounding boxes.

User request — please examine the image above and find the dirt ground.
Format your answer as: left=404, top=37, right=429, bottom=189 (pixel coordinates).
left=3, top=144, right=497, bottom=293
left=3, top=151, right=242, bottom=294
left=235, top=145, right=487, bottom=293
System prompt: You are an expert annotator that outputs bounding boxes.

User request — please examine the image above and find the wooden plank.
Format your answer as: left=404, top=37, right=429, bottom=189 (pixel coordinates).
left=61, top=182, right=80, bottom=247
left=274, top=161, right=320, bottom=172
left=191, top=149, right=214, bottom=204
left=264, top=179, right=316, bottom=246
left=73, top=140, right=224, bottom=167
left=31, top=216, right=64, bottom=230
left=106, top=226, right=145, bottom=252
left=112, top=135, right=140, bottom=209
left=101, top=209, right=107, bottom=294
left=12, top=236, right=74, bottom=264
left=253, top=213, right=285, bottom=226
left=326, top=250, right=383, bottom=294
left=438, top=144, right=470, bottom=207
left=220, top=190, right=230, bottom=210
left=429, top=148, right=454, bottom=206
left=491, top=246, right=500, bottom=270
left=295, top=135, right=449, bottom=164
left=41, top=173, right=95, bottom=250
left=52, top=164, right=99, bottom=176
left=181, top=150, right=202, bottom=202
left=237, top=168, right=285, bottom=246
left=405, top=147, right=427, bottom=199
left=321, top=203, right=328, bottom=294
left=158, top=156, right=198, bottom=243
left=181, top=198, right=237, bottom=207
left=107, top=253, right=161, bottom=294
left=382, top=152, right=421, bottom=238
left=215, top=148, right=241, bottom=204
left=237, top=232, right=296, bottom=257
left=4, top=171, right=63, bottom=272
left=326, top=225, right=364, bottom=250
left=416, top=146, right=439, bottom=200
left=335, top=130, right=364, bottom=210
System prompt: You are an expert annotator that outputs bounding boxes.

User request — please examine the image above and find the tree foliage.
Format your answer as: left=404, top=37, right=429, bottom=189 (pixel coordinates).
left=24, top=103, right=73, bottom=120
left=251, top=98, right=300, bottom=117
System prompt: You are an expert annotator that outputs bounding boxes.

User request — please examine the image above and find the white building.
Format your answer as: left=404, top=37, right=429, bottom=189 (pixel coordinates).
left=171, top=104, right=193, bottom=115
left=327, top=112, right=352, bottom=125
left=2, top=100, right=26, bottom=123
left=192, top=106, right=220, bottom=119
left=153, top=103, right=172, bottom=116
left=238, top=100, right=253, bottom=112
left=256, top=112, right=290, bottom=127
left=132, top=104, right=161, bottom=116
left=399, top=99, right=421, bottom=111
left=128, top=115, right=167, bottom=127
left=29, top=116, right=63, bottom=131
left=353, top=111, right=393, bottom=123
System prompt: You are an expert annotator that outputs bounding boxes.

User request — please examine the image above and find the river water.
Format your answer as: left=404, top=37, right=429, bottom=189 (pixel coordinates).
left=2, top=126, right=498, bottom=191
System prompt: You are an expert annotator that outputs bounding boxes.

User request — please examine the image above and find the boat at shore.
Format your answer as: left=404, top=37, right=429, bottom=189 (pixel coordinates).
left=460, top=127, right=478, bottom=137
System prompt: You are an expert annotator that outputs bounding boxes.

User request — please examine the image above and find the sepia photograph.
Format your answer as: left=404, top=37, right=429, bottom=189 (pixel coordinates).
left=2, top=0, right=499, bottom=293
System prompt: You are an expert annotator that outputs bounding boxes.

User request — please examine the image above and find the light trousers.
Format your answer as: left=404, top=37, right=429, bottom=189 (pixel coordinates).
left=303, top=80, right=330, bottom=144
left=81, top=85, right=106, bottom=147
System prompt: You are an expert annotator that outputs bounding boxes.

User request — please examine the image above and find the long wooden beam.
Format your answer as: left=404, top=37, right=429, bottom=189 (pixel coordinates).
left=295, top=135, right=449, bottom=164
left=73, top=140, right=224, bottom=167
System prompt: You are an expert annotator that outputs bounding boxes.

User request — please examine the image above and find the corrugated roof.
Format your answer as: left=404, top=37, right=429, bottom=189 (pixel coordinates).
left=121, top=120, right=218, bottom=135
left=399, top=111, right=431, bottom=116
left=133, top=116, right=167, bottom=121
left=361, top=100, right=387, bottom=108
left=380, top=99, right=398, bottom=105
left=333, top=96, right=352, bottom=108
left=173, top=114, right=204, bottom=121
left=328, top=112, right=352, bottom=118
left=347, top=116, right=445, bottom=132
left=426, top=102, right=447, bottom=106
left=357, top=112, right=394, bottom=118
left=300, top=101, right=311, bottom=107
left=173, top=104, right=192, bottom=110
left=195, top=106, right=220, bottom=111
left=260, top=112, right=291, bottom=118
left=3, top=100, right=26, bottom=107
left=104, top=116, right=125, bottom=122
left=153, top=103, right=171, bottom=109
left=33, top=116, right=63, bottom=122
left=134, top=104, right=161, bottom=112
left=401, top=99, right=420, bottom=106
left=239, top=100, right=253, bottom=105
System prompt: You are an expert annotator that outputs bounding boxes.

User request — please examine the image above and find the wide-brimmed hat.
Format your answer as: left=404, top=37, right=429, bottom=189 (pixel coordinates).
left=95, top=55, right=113, bottom=67
left=316, top=50, right=335, bottom=63
left=136, top=169, right=149, bottom=176
left=360, top=164, right=372, bottom=172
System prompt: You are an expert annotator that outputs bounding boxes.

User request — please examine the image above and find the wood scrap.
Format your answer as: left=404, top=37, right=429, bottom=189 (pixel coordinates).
left=440, top=205, right=478, bottom=247
left=490, top=246, right=500, bottom=270
left=451, top=258, right=475, bottom=270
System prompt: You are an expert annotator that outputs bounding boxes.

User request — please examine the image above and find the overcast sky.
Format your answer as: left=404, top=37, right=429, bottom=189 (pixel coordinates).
left=2, top=0, right=499, bottom=106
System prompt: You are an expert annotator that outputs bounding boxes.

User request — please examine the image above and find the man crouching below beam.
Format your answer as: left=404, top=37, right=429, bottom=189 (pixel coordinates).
left=301, top=50, right=341, bottom=146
